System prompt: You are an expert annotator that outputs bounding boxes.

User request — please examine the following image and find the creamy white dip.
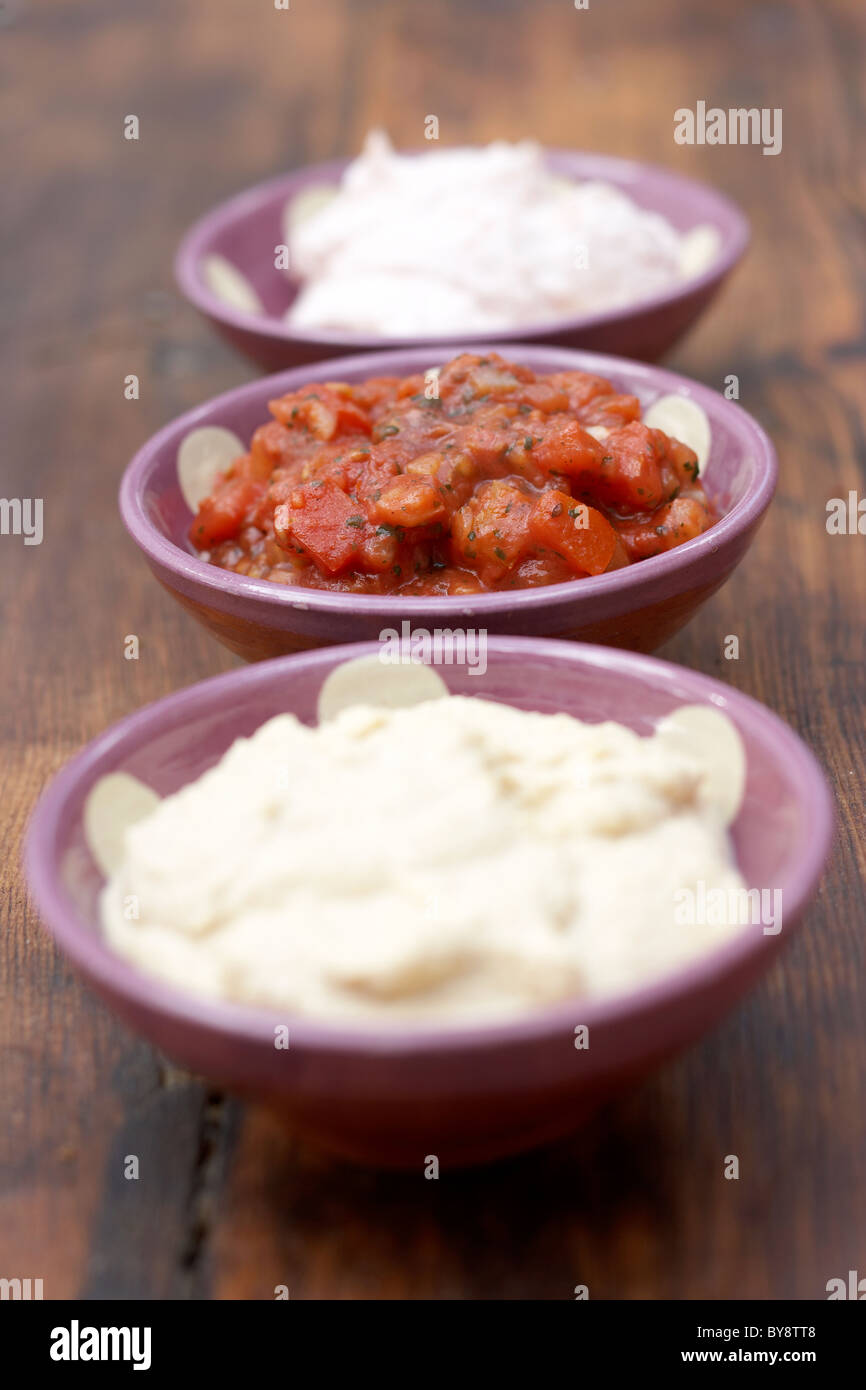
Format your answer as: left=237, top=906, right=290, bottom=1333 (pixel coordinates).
left=100, top=696, right=748, bottom=1025
left=284, top=132, right=709, bottom=337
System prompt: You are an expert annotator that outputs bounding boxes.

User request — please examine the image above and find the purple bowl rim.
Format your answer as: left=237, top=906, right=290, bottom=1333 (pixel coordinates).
left=119, top=343, right=778, bottom=620
left=23, top=638, right=834, bottom=1060
left=174, top=147, right=751, bottom=348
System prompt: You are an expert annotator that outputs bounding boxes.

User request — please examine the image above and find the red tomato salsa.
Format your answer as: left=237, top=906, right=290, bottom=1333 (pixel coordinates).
left=188, top=353, right=713, bottom=595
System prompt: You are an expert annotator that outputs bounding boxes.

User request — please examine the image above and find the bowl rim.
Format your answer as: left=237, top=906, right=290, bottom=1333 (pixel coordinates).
left=119, top=343, right=778, bottom=620
left=23, top=638, right=835, bottom=1059
left=174, top=146, right=751, bottom=349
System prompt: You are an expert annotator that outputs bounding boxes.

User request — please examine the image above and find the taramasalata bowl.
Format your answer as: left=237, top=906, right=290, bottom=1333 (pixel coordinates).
left=175, top=149, right=749, bottom=368
left=119, top=344, right=777, bottom=662
left=24, top=639, right=833, bottom=1168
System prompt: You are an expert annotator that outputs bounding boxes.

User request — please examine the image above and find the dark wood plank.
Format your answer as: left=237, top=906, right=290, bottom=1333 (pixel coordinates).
left=1, top=0, right=863, bottom=1300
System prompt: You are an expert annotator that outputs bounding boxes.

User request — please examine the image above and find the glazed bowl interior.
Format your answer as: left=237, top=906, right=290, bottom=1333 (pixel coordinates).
left=174, top=148, right=750, bottom=361
left=125, top=343, right=774, bottom=627
left=29, top=639, right=830, bottom=1040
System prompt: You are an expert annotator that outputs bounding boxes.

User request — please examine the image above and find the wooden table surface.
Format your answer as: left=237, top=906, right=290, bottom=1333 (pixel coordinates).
left=1, top=0, right=863, bottom=1300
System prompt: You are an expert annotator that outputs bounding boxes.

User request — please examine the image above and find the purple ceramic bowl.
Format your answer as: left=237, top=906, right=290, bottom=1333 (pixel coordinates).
left=24, top=639, right=833, bottom=1168
left=175, top=150, right=749, bottom=368
left=120, top=344, right=777, bottom=662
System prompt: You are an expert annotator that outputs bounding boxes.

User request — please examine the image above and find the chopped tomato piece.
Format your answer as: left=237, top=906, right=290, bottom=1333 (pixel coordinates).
left=404, top=451, right=446, bottom=477
left=188, top=470, right=264, bottom=547
left=249, top=421, right=291, bottom=480
left=357, top=525, right=399, bottom=574
left=268, top=386, right=372, bottom=440
left=531, top=420, right=606, bottom=480
left=352, top=375, right=403, bottom=412
left=617, top=496, right=710, bottom=560
left=451, top=479, right=534, bottom=581
left=665, top=435, right=702, bottom=491
left=459, top=426, right=512, bottom=471
left=273, top=481, right=363, bottom=574
left=369, top=474, right=447, bottom=528
left=589, top=422, right=666, bottom=512
left=528, top=489, right=618, bottom=576
left=521, top=381, right=570, bottom=414
left=544, top=371, right=611, bottom=412
left=577, top=391, right=642, bottom=429
left=508, top=550, right=576, bottom=587
left=396, top=567, right=484, bottom=596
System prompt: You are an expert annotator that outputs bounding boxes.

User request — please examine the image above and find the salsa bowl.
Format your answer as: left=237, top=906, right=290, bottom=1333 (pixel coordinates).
left=24, top=640, right=833, bottom=1168
left=175, top=149, right=749, bottom=368
left=120, top=345, right=777, bottom=662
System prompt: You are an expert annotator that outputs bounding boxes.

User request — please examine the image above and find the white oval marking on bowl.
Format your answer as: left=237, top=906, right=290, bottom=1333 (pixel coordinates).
left=678, top=223, right=723, bottom=279
left=84, top=772, right=161, bottom=877
left=201, top=254, right=263, bottom=315
left=284, top=183, right=340, bottom=240
left=655, top=704, right=746, bottom=825
left=177, top=426, right=246, bottom=513
left=317, top=654, right=449, bottom=724
left=643, top=394, right=712, bottom=475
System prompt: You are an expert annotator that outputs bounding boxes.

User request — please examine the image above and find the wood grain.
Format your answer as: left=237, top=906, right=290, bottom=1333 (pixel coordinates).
left=0, top=0, right=863, bottom=1300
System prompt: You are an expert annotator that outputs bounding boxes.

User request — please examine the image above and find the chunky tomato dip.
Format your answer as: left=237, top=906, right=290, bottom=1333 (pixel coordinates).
left=189, top=353, right=713, bottom=595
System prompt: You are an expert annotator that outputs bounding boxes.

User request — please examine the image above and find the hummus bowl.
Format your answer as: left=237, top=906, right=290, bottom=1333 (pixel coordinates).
left=24, top=640, right=833, bottom=1168
left=120, top=344, right=777, bottom=661
left=175, top=149, right=749, bottom=368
